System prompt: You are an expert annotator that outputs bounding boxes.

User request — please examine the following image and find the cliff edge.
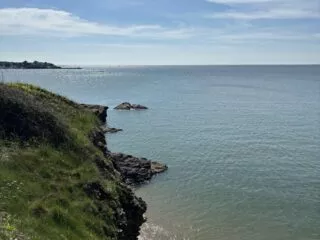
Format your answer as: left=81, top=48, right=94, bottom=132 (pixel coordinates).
left=0, top=83, right=162, bottom=240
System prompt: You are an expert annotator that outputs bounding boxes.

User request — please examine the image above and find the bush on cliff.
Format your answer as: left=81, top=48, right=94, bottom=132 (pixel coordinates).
left=0, top=83, right=145, bottom=240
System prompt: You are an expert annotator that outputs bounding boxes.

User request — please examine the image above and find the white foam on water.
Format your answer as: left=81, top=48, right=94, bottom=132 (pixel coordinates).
left=138, top=222, right=190, bottom=240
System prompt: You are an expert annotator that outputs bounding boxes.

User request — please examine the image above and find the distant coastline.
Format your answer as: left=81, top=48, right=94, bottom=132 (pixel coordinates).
left=0, top=61, right=81, bottom=69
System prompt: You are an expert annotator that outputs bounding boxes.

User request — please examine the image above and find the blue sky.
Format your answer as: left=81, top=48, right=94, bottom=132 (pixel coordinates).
left=0, top=0, right=319, bottom=65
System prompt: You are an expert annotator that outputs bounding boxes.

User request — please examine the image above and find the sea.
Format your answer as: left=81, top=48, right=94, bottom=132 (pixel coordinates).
left=2, top=65, right=320, bottom=240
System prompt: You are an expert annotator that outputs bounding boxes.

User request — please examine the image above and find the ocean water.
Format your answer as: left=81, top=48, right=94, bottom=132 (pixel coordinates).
left=3, top=66, right=320, bottom=240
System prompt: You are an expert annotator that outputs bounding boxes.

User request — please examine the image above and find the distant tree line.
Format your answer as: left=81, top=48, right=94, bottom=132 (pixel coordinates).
left=0, top=61, right=62, bottom=69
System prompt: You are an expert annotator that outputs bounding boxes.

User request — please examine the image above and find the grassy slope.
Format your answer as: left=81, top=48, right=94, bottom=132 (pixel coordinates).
left=0, top=83, right=137, bottom=240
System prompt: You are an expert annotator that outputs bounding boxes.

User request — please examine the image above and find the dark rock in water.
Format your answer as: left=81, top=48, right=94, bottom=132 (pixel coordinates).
left=108, top=152, right=168, bottom=185
left=151, top=162, right=168, bottom=174
left=114, top=102, right=148, bottom=110
left=114, top=102, right=132, bottom=110
left=102, top=126, right=123, bottom=133
left=131, top=104, right=148, bottom=110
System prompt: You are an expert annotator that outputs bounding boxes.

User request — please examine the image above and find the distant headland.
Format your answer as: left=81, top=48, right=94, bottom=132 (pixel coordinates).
left=0, top=61, right=81, bottom=69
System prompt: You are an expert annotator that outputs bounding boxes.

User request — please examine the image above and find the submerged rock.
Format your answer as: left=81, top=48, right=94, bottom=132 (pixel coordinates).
left=108, top=153, right=168, bottom=185
left=114, top=102, right=148, bottom=110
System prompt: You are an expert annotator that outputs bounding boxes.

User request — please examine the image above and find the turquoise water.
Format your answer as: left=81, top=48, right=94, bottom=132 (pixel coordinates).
left=3, top=66, right=320, bottom=240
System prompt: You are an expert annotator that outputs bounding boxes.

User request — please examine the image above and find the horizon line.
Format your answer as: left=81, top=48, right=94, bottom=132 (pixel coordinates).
left=61, top=63, right=320, bottom=67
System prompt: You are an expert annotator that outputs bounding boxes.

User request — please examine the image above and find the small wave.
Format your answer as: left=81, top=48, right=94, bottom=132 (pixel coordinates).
left=138, top=222, right=190, bottom=240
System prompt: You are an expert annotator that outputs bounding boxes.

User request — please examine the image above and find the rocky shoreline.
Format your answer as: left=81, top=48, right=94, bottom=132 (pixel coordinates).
left=109, top=152, right=168, bottom=185
left=83, top=104, right=167, bottom=185
left=82, top=103, right=167, bottom=238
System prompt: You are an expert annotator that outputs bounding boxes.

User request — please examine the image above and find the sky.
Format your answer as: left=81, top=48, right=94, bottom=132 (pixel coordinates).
left=0, top=0, right=319, bottom=65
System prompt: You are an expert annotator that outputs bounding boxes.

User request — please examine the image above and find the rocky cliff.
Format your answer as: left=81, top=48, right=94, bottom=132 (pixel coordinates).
left=84, top=104, right=167, bottom=186
left=0, top=83, right=166, bottom=240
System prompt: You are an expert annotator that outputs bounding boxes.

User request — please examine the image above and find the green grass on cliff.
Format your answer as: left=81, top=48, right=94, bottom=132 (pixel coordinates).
left=0, top=83, right=135, bottom=240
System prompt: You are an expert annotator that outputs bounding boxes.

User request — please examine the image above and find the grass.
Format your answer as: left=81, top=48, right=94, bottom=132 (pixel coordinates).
left=0, top=83, right=144, bottom=239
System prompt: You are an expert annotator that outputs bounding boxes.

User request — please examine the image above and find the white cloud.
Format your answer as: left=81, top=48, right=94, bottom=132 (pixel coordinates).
left=208, top=9, right=320, bottom=19
left=206, top=0, right=320, bottom=19
left=206, top=0, right=318, bottom=7
left=0, top=8, right=192, bottom=39
left=214, top=32, right=319, bottom=41
left=0, top=7, right=318, bottom=44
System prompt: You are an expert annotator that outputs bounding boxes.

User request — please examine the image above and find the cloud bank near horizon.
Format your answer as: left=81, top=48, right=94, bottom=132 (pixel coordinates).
left=0, top=0, right=319, bottom=64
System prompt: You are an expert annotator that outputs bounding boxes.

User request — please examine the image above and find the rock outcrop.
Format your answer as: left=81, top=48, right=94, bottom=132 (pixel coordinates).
left=108, top=153, right=168, bottom=185
left=83, top=103, right=168, bottom=237
left=102, top=126, right=123, bottom=133
left=81, top=104, right=108, bottom=123
left=82, top=105, right=122, bottom=133
left=84, top=104, right=167, bottom=185
left=114, top=102, right=131, bottom=110
left=82, top=105, right=148, bottom=240
left=131, top=104, right=148, bottom=110
left=114, top=102, right=148, bottom=110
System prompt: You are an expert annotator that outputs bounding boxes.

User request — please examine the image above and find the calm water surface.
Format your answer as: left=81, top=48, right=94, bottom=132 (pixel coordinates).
left=3, top=66, right=320, bottom=240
